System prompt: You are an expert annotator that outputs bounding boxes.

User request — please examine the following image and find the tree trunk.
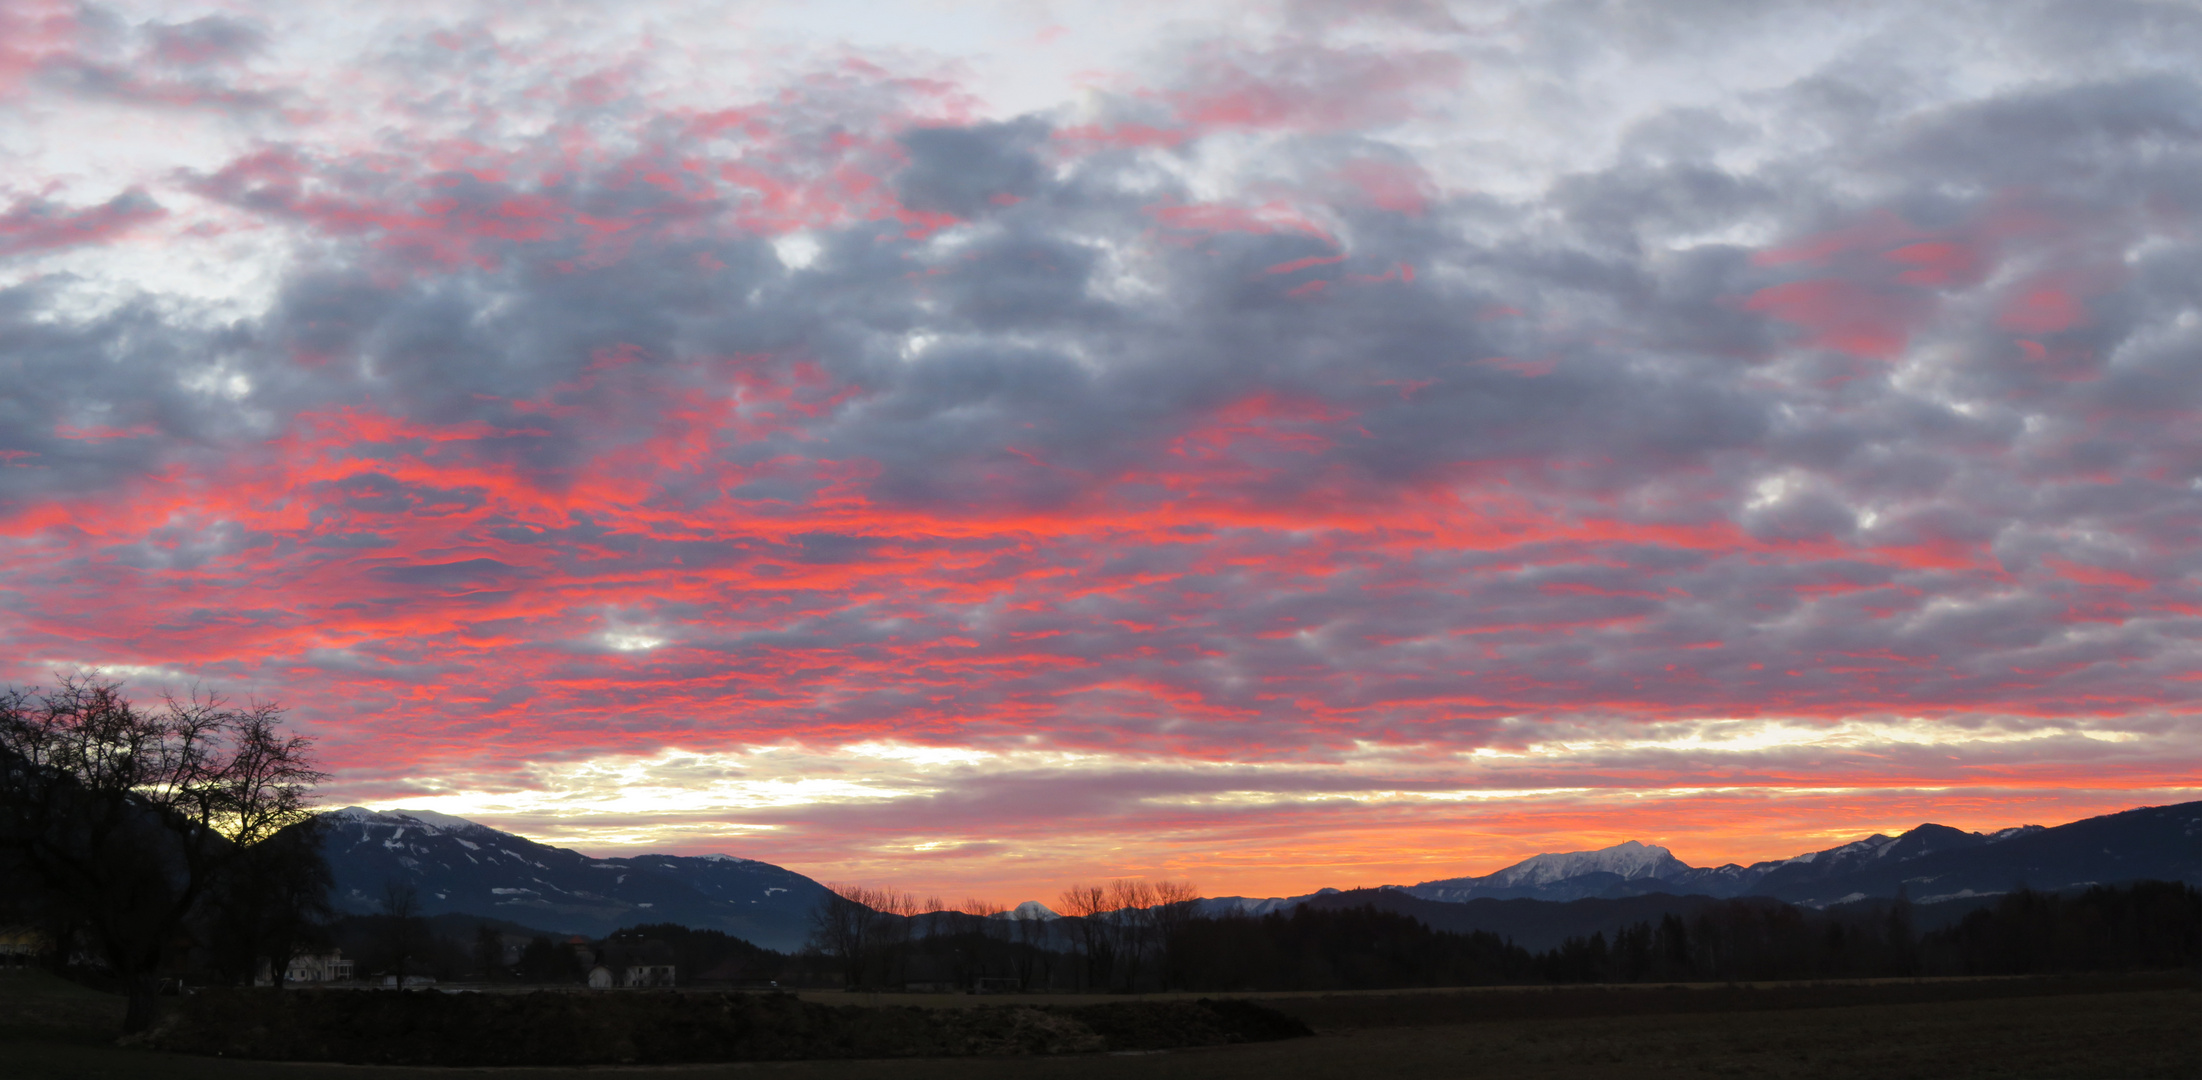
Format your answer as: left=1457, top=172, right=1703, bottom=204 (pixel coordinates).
left=121, top=972, right=161, bottom=1035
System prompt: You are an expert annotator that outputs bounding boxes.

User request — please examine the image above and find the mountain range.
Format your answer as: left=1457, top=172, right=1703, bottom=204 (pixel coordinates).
left=1394, top=802, right=2198, bottom=907
left=317, top=799, right=2202, bottom=952
left=319, top=807, right=833, bottom=951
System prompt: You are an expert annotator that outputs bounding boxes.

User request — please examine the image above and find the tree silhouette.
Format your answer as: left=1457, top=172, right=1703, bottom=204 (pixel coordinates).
left=0, top=674, right=325, bottom=1033
left=377, top=879, right=430, bottom=986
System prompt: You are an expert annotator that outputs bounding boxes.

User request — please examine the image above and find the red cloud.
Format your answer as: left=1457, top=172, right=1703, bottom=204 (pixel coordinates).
left=5, top=23, right=2199, bottom=902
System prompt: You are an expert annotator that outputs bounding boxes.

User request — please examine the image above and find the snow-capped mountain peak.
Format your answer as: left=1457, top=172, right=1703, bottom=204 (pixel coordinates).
left=314, top=807, right=832, bottom=951
left=1481, top=841, right=1691, bottom=887
left=1400, top=840, right=1698, bottom=903
left=374, top=807, right=483, bottom=831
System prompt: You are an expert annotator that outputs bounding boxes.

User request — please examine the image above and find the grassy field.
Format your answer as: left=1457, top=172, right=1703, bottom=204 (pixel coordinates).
left=6, top=971, right=2198, bottom=1079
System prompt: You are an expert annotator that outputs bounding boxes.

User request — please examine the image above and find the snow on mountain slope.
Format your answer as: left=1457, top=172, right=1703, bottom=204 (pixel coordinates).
left=1747, top=802, right=2202, bottom=905
left=1384, top=803, right=2196, bottom=909
left=1407, top=841, right=1695, bottom=901
left=1480, top=841, right=1691, bottom=888
left=1191, top=889, right=1339, bottom=918
left=1395, top=817, right=2112, bottom=905
left=319, top=808, right=832, bottom=951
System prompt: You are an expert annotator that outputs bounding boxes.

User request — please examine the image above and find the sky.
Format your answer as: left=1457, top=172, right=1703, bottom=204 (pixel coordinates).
left=4, top=0, right=2201, bottom=904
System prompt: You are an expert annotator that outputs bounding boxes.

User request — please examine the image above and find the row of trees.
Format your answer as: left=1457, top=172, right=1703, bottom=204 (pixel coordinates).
left=1535, top=897, right=1922, bottom=984
left=1170, top=904, right=1537, bottom=990
left=1444, top=883, right=2202, bottom=987
left=809, top=885, right=1060, bottom=990
left=0, top=675, right=329, bottom=1033
left=1056, top=879, right=1200, bottom=990
left=806, top=879, right=1209, bottom=992
left=804, top=881, right=2202, bottom=993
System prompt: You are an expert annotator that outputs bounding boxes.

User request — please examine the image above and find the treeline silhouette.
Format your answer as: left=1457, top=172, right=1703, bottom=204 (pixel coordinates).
left=1465, top=882, right=2202, bottom=987
left=1930, top=881, right=2201, bottom=976
left=268, top=879, right=2202, bottom=995
left=803, top=881, right=2202, bottom=992
left=1168, top=904, right=1538, bottom=990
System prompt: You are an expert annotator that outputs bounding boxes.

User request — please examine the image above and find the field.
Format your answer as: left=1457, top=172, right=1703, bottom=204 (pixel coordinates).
left=6, top=971, right=2198, bottom=1079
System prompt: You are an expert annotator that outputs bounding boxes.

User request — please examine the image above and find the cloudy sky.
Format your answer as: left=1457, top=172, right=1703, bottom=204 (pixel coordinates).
left=5, top=0, right=2201, bottom=902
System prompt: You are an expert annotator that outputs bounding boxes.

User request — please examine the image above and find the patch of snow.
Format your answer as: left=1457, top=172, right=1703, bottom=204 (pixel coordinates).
left=384, top=808, right=479, bottom=831
left=1919, top=889, right=2002, bottom=904
left=1473, top=841, right=1691, bottom=888
left=491, top=887, right=536, bottom=895
left=454, top=839, right=480, bottom=851
left=764, top=887, right=786, bottom=896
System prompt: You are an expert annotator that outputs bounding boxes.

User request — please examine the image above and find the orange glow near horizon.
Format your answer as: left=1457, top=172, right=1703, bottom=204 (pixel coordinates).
left=4, top=1, right=2200, bottom=904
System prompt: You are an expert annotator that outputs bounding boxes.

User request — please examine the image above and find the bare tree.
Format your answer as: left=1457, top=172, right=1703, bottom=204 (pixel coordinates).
left=207, top=815, right=334, bottom=989
left=874, top=888, right=925, bottom=988
left=808, top=883, right=923, bottom=989
left=473, top=924, right=505, bottom=982
left=378, top=879, right=430, bottom=987
left=1148, top=880, right=1200, bottom=990
left=948, top=898, right=1005, bottom=989
left=1058, top=883, right=1114, bottom=989
left=0, top=675, right=326, bottom=1033
left=1010, top=903, right=1052, bottom=991
left=808, top=884, right=872, bottom=988
left=1106, top=880, right=1158, bottom=990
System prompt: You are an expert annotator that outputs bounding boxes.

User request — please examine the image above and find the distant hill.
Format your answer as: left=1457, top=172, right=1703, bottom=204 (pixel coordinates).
left=1746, top=801, right=2202, bottom=905
left=1173, top=800, right=2202, bottom=934
left=317, top=808, right=832, bottom=951
left=1392, top=800, right=2201, bottom=907
left=317, top=799, right=2202, bottom=956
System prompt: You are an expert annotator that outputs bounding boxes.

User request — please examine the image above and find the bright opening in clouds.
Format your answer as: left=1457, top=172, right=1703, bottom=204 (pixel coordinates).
left=5, top=0, right=2201, bottom=900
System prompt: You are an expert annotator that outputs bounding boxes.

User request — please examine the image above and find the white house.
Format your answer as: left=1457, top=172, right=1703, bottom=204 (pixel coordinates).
left=255, top=949, right=356, bottom=986
left=623, top=964, right=675, bottom=987
left=286, top=949, right=355, bottom=983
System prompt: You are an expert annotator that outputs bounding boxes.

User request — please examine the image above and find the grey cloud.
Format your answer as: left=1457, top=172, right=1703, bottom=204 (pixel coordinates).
left=893, top=119, right=1050, bottom=217
left=145, top=15, right=266, bottom=67
left=8, top=0, right=2202, bottom=769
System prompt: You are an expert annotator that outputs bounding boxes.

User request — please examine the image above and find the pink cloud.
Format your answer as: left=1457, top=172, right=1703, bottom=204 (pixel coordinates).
left=0, top=190, right=166, bottom=256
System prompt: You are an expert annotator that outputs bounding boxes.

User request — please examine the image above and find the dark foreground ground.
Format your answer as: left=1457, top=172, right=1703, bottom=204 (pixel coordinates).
left=8, top=971, right=2199, bottom=1079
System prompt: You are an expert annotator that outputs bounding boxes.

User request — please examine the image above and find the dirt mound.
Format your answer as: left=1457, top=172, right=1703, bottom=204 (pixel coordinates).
left=146, top=989, right=1310, bottom=1065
